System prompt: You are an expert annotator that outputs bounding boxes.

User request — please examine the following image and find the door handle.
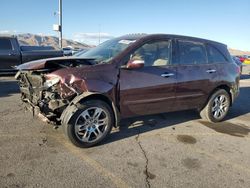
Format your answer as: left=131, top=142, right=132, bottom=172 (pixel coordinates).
left=206, top=69, right=216, bottom=73
left=161, top=73, right=175, bottom=77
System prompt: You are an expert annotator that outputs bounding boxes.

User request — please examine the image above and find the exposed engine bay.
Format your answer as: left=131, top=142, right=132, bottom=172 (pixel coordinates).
left=43, top=58, right=95, bottom=70
left=15, top=58, right=94, bottom=123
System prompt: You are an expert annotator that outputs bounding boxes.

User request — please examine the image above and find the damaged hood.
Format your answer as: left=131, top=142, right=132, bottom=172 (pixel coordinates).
left=16, top=56, right=94, bottom=70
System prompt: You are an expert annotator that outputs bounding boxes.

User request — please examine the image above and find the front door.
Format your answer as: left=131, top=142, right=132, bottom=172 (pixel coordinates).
left=119, top=40, right=177, bottom=117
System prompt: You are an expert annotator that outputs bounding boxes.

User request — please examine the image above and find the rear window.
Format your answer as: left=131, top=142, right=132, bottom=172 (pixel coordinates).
left=0, top=38, right=13, bottom=50
left=178, top=40, right=207, bottom=64
left=207, top=44, right=227, bottom=63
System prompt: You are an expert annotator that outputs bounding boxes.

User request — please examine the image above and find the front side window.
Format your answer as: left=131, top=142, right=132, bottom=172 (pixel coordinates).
left=178, top=40, right=207, bottom=65
left=0, top=39, right=12, bottom=50
left=207, top=44, right=228, bottom=63
left=129, top=40, right=171, bottom=67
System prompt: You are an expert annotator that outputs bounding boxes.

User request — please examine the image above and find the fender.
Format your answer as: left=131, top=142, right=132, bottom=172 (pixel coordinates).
left=60, top=92, right=120, bottom=128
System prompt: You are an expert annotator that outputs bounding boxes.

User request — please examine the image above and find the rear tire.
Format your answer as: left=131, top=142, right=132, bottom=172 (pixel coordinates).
left=199, top=89, right=230, bottom=122
left=63, top=100, right=114, bottom=148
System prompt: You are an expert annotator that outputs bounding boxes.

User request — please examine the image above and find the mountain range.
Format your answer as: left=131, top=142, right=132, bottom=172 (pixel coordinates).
left=17, top=33, right=92, bottom=49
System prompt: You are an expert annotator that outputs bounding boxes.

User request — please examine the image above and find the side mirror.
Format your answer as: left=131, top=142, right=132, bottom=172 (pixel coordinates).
left=127, top=59, right=144, bottom=69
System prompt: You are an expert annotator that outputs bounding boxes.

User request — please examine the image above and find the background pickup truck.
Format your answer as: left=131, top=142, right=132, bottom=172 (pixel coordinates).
left=0, top=35, right=63, bottom=73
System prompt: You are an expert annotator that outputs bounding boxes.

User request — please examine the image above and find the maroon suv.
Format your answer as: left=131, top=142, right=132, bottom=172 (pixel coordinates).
left=15, top=34, right=240, bottom=147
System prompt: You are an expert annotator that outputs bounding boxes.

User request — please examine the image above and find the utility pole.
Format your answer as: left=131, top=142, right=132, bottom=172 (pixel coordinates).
left=58, top=0, right=62, bottom=49
left=53, top=0, right=63, bottom=48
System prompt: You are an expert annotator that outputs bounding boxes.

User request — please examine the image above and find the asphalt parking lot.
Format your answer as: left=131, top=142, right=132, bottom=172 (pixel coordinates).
left=0, top=66, right=250, bottom=188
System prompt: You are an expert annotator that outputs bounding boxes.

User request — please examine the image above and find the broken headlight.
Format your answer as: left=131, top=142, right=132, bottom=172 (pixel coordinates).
left=44, top=76, right=60, bottom=89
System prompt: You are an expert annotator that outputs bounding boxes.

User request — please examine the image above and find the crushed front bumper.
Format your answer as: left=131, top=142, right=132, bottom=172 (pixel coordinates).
left=15, top=71, right=68, bottom=123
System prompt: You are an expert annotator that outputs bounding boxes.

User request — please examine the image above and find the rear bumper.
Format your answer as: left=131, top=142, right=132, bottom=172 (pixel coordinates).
left=231, top=89, right=239, bottom=104
left=230, top=82, right=240, bottom=104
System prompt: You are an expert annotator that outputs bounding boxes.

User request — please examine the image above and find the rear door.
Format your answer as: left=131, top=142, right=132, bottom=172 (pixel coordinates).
left=119, top=39, right=177, bottom=117
left=174, top=39, right=218, bottom=110
left=0, top=38, right=20, bottom=70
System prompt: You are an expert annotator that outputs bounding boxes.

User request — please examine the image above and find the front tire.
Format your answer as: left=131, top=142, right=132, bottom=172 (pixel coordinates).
left=200, top=89, right=230, bottom=122
left=63, top=100, right=114, bottom=148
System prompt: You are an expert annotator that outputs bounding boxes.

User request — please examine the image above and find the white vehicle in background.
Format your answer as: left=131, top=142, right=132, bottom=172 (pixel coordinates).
left=62, top=47, right=73, bottom=56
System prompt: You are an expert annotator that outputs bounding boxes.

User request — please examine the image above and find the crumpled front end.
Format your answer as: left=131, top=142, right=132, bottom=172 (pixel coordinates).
left=15, top=58, right=119, bottom=124
left=15, top=71, right=75, bottom=123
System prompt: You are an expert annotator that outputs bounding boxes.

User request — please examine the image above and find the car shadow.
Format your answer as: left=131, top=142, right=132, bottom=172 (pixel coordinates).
left=101, top=110, right=199, bottom=146
left=100, top=86, right=250, bottom=146
left=0, top=77, right=19, bottom=98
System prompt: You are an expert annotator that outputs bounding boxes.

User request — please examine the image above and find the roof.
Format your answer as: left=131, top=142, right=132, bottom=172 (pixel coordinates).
left=118, top=33, right=226, bottom=47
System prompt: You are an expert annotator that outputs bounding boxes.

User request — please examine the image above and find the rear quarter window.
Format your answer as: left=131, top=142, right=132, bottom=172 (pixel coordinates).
left=178, top=40, right=207, bottom=65
left=206, top=44, right=228, bottom=63
left=0, top=38, right=13, bottom=50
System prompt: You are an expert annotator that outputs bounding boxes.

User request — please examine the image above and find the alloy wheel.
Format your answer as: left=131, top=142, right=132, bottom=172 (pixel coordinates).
left=74, top=107, right=109, bottom=143
left=211, top=95, right=229, bottom=119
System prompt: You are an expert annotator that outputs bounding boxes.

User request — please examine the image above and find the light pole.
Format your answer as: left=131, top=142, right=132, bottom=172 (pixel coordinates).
left=58, top=0, right=62, bottom=49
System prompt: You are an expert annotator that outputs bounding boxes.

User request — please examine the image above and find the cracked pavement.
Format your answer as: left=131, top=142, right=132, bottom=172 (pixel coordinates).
left=135, top=128, right=151, bottom=188
left=1, top=65, right=250, bottom=188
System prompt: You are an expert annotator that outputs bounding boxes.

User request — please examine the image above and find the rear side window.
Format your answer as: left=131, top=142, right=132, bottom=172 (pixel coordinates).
left=178, top=40, right=207, bottom=65
left=0, top=39, right=13, bottom=50
left=207, top=44, right=227, bottom=63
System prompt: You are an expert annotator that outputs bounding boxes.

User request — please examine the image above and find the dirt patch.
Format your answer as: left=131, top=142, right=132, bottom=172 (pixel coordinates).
left=239, top=179, right=245, bottom=184
left=0, top=108, right=23, bottom=116
left=143, top=170, right=156, bottom=179
left=6, top=173, right=15, bottom=178
left=127, top=162, right=138, bottom=167
left=199, top=121, right=250, bottom=137
left=177, top=135, right=197, bottom=144
left=125, top=148, right=134, bottom=154
left=182, top=158, right=201, bottom=169
left=38, top=137, right=47, bottom=146
left=21, top=151, right=43, bottom=161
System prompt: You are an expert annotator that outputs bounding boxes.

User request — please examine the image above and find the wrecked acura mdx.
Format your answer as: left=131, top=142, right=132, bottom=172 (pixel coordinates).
left=15, top=34, right=240, bottom=147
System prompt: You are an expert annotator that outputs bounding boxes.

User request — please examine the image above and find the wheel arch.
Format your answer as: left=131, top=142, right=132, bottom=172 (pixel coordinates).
left=60, top=92, right=120, bottom=128
left=199, top=84, right=232, bottom=112
left=208, top=84, right=232, bottom=106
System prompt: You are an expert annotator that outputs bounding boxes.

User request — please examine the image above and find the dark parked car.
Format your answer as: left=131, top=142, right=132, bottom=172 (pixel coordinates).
left=15, top=34, right=240, bottom=147
left=0, top=35, right=63, bottom=73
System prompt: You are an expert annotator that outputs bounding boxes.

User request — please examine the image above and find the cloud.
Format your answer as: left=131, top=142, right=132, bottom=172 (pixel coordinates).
left=0, top=30, right=18, bottom=34
left=73, top=32, right=114, bottom=45
left=73, top=32, right=113, bottom=40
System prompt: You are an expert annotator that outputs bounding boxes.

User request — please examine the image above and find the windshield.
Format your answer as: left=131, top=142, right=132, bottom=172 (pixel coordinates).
left=77, top=38, right=136, bottom=63
left=73, top=49, right=88, bottom=57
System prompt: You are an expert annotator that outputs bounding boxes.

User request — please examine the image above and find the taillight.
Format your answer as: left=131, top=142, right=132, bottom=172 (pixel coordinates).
left=236, top=65, right=241, bottom=74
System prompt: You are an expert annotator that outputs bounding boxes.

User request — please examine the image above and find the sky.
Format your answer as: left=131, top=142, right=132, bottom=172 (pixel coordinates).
left=0, top=0, right=250, bottom=50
